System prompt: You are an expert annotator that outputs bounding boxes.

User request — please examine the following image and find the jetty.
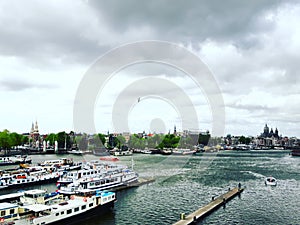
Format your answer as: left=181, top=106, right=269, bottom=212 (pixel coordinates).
left=109, top=177, right=155, bottom=192
left=173, top=185, right=244, bottom=225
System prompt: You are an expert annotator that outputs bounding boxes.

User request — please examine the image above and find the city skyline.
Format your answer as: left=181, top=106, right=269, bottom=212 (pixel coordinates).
left=1, top=1, right=300, bottom=137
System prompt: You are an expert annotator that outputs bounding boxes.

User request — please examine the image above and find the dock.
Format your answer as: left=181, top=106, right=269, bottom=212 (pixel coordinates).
left=109, top=177, right=155, bottom=192
left=173, top=186, right=244, bottom=225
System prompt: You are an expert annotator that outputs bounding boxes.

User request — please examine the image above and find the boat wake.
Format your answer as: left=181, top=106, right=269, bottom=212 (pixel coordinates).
left=242, top=171, right=265, bottom=178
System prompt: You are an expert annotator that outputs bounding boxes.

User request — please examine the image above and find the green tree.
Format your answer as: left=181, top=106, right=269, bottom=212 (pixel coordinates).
left=0, top=130, right=12, bottom=150
left=76, top=134, right=88, bottom=150
left=97, top=133, right=106, bottom=146
left=158, top=134, right=180, bottom=149
left=56, top=131, right=71, bottom=149
left=239, top=136, right=246, bottom=144
left=21, top=135, right=29, bottom=145
left=45, top=133, right=57, bottom=146
left=198, top=132, right=211, bottom=146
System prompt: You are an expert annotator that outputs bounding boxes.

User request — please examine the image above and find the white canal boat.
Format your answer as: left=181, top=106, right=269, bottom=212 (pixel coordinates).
left=58, top=166, right=138, bottom=195
left=0, top=189, right=116, bottom=225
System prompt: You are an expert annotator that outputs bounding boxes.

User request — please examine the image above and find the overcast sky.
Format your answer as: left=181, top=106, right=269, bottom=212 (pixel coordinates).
left=1, top=0, right=300, bottom=137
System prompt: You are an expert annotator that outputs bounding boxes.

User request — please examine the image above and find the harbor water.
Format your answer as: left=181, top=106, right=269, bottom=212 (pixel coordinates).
left=1, top=151, right=299, bottom=224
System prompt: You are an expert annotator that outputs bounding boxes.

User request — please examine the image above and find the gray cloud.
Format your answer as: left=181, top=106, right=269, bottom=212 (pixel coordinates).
left=89, top=0, right=292, bottom=46
left=0, top=79, right=58, bottom=91
left=1, top=0, right=300, bottom=136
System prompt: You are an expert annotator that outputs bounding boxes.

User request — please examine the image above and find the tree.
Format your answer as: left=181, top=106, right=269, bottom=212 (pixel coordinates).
left=56, top=131, right=71, bottom=149
left=198, top=132, right=211, bottom=146
left=157, top=134, right=180, bottom=149
left=76, top=134, right=88, bottom=150
left=45, top=133, right=57, bottom=146
left=116, top=135, right=126, bottom=148
left=21, top=135, right=29, bottom=145
left=97, top=133, right=106, bottom=146
left=239, top=136, right=246, bottom=144
left=0, top=130, right=11, bottom=150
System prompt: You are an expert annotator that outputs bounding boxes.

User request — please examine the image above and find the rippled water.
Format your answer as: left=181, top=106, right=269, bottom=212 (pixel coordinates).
left=1, top=151, right=299, bottom=224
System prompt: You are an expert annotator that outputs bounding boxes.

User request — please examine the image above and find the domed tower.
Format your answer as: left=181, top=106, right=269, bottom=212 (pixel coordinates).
left=263, top=124, right=269, bottom=137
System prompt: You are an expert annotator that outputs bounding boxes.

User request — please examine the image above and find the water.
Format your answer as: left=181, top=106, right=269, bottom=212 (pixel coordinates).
left=1, top=151, right=299, bottom=224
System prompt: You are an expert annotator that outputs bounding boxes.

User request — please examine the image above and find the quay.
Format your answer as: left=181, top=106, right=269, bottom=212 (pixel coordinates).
left=173, top=185, right=244, bottom=225
left=109, top=177, right=155, bottom=192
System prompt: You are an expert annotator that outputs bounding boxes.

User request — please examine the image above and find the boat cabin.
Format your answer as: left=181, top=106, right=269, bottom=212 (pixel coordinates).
left=0, top=202, right=19, bottom=222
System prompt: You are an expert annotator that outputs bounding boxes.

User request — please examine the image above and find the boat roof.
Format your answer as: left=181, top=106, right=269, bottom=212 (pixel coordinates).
left=0, top=202, right=18, bottom=210
left=22, top=204, right=52, bottom=212
left=24, top=189, right=46, bottom=195
left=0, top=192, right=24, bottom=201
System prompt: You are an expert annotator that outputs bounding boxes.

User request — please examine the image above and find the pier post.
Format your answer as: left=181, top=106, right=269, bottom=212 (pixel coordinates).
left=180, top=213, right=185, bottom=220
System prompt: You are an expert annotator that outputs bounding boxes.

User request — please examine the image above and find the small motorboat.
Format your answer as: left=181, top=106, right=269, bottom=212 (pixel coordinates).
left=265, top=176, right=277, bottom=186
left=99, top=156, right=119, bottom=162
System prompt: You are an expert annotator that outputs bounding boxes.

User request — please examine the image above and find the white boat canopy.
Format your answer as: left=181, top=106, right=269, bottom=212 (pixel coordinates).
left=22, top=204, right=52, bottom=212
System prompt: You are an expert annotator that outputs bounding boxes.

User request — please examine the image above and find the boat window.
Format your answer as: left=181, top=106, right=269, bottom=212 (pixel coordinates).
left=61, top=211, right=64, bottom=215
left=89, top=203, right=93, bottom=207
left=10, top=209, right=15, bottom=214
left=74, top=207, right=79, bottom=212
left=55, top=213, right=59, bottom=216
left=1, top=211, right=5, bottom=216
left=67, top=209, right=72, bottom=214
left=81, top=205, right=86, bottom=210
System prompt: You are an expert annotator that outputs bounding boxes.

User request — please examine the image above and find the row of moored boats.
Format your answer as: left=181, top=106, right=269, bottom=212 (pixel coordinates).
left=0, top=156, right=139, bottom=224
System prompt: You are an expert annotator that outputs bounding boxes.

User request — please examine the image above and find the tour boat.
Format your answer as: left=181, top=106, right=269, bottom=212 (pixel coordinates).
left=57, top=167, right=138, bottom=195
left=265, top=176, right=277, bottom=186
left=0, top=189, right=116, bottom=225
left=0, top=167, right=61, bottom=190
left=0, top=155, right=32, bottom=166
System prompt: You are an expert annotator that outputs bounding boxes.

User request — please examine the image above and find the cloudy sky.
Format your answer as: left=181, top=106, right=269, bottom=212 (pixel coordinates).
left=1, top=0, right=300, bottom=137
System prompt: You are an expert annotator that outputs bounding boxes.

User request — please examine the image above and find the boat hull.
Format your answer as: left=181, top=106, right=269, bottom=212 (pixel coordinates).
left=34, top=200, right=114, bottom=225
left=1, top=177, right=59, bottom=190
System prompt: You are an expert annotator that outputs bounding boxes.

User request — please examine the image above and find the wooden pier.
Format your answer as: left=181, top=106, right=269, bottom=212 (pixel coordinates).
left=109, top=177, right=155, bottom=192
left=173, top=186, right=244, bottom=225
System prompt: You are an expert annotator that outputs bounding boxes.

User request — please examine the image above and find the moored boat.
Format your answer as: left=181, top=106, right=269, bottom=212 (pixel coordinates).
left=291, top=148, right=300, bottom=156
left=0, top=155, right=32, bottom=166
left=57, top=163, right=138, bottom=195
left=0, top=167, right=61, bottom=190
left=265, top=176, right=277, bottom=186
left=99, top=156, right=119, bottom=162
left=172, top=148, right=196, bottom=155
left=0, top=189, right=116, bottom=225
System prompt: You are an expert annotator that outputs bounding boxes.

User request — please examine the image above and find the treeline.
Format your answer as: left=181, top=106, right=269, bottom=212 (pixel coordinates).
left=0, top=129, right=210, bottom=151
left=0, top=130, right=28, bottom=150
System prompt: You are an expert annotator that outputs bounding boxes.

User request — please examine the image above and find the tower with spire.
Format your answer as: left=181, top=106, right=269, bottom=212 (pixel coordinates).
left=30, top=120, right=40, bottom=147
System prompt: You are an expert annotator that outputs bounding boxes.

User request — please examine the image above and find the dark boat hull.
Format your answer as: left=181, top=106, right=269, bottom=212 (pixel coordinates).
left=291, top=148, right=300, bottom=156
left=0, top=177, right=59, bottom=190
left=45, top=200, right=115, bottom=225
left=0, top=160, right=32, bottom=166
